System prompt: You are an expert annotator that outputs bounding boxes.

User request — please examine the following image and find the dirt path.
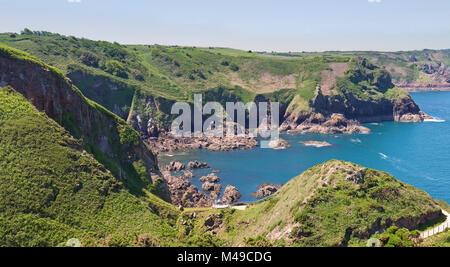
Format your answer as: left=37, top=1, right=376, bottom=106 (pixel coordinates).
left=421, top=210, right=450, bottom=238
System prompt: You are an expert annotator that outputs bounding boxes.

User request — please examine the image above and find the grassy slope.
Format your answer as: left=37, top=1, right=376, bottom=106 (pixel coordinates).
left=180, top=160, right=443, bottom=247
left=0, top=86, right=180, bottom=247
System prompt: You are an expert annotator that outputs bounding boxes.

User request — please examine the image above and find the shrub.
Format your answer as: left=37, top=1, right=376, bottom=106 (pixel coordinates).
left=230, top=63, right=239, bottom=72
left=80, top=52, right=99, bottom=68
left=104, top=60, right=128, bottom=78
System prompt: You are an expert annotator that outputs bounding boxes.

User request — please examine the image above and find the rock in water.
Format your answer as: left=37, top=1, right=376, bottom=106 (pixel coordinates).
left=267, top=138, right=291, bottom=150
left=202, top=182, right=222, bottom=200
left=222, top=185, right=242, bottom=204
left=183, top=170, right=194, bottom=179
left=188, top=161, right=210, bottom=170
left=166, top=161, right=186, bottom=172
left=200, top=173, right=220, bottom=183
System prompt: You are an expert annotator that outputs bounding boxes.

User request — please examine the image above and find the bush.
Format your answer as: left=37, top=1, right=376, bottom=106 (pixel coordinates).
left=80, top=52, right=100, bottom=68
left=230, top=63, right=239, bottom=72
left=373, top=226, right=420, bottom=247
left=104, top=60, right=128, bottom=78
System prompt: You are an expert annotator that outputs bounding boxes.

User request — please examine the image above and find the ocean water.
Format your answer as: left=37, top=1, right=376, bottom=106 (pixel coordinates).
left=161, top=92, right=450, bottom=203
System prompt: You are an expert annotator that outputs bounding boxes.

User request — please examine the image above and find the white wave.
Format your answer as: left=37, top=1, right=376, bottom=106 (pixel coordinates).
left=370, top=123, right=382, bottom=126
left=350, top=138, right=362, bottom=144
left=424, top=118, right=446, bottom=123
left=379, top=153, right=388, bottom=160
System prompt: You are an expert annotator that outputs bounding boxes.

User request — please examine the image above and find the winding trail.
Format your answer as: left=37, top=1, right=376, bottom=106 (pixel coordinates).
left=421, top=210, right=450, bottom=238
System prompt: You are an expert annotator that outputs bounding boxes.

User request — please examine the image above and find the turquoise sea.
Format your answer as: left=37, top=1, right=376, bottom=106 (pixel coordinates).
left=162, top=92, right=450, bottom=203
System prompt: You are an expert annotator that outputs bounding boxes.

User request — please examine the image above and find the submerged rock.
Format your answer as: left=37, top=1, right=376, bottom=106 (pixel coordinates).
left=303, top=141, right=333, bottom=148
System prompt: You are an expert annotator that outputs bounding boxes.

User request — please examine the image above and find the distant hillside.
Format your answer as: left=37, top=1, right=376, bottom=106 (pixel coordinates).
left=0, top=31, right=430, bottom=139
left=182, top=160, right=444, bottom=247
left=264, top=49, right=450, bottom=91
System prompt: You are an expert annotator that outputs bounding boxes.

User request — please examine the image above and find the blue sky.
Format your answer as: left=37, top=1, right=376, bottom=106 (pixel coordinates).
left=1, top=0, right=450, bottom=52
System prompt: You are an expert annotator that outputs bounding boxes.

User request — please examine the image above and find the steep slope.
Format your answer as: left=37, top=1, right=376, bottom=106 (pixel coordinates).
left=182, top=160, right=443, bottom=247
left=0, top=86, right=179, bottom=247
left=0, top=44, right=164, bottom=197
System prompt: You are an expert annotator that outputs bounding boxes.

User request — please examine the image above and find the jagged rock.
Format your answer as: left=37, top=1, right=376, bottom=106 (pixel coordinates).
left=162, top=171, right=212, bottom=208
left=202, top=182, right=222, bottom=200
left=252, top=183, right=281, bottom=199
left=166, top=161, right=185, bottom=172
left=204, top=214, right=223, bottom=230
left=222, top=185, right=242, bottom=204
left=200, top=173, right=220, bottom=183
left=188, top=161, right=210, bottom=170
left=183, top=170, right=194, bottom=179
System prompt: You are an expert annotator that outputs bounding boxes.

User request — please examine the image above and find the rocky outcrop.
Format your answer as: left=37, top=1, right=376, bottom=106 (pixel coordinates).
left=162, top=171, right=212, bottom=208
left=251, top=183, right=281, bottom=199
left=128, top=95, right=163, bottom=139
left=0, top=52, right=159, bottom=191
left=222, top=185, right=242, bottom=204
left=188, top=161, right=210, bottom=170
left=200, top=174, right=220, bottom=183
left=183, top=170, right=194, bottom=179
left=148, top=134, right=258, bottom=153
left=202, top=182, right=222, bottom=200
left=312, top=86, right=429, bottom=123
left=165, top=161, right=185, bottom=172
left=281, top=112, right=371, bottom=134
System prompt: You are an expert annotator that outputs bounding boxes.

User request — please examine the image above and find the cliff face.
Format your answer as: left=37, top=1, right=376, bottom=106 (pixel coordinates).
left=312, top=89, right=426, bottom=123
left=280, top=58, right=430, bottom=134
left=0, top=49, right=163, bottom=197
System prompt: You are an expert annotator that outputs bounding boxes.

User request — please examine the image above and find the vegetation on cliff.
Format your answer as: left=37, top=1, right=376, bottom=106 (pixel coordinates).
left=0, top=86, right=179, bottom=247
left=0, top=44, right=164, bottom=199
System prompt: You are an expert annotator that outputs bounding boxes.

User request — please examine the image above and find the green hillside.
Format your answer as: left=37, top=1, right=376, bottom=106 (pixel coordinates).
left=0, top=86, right=179, bottom=247
left=180, top=160, right=444, bottom=247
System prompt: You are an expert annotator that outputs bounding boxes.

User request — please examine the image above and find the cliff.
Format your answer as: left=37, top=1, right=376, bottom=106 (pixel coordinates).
left=280, top=58, right=430, bottom=134
left=0, top=44, right=165, bottom=198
